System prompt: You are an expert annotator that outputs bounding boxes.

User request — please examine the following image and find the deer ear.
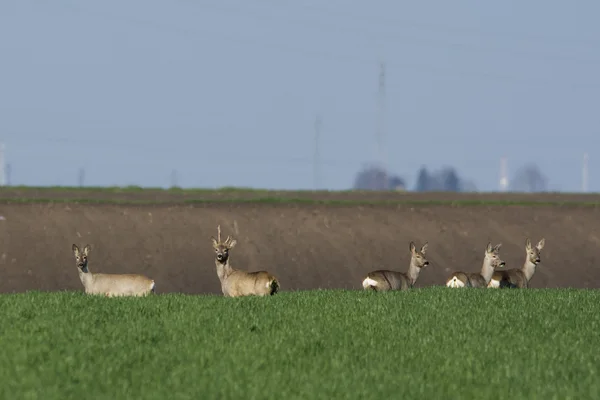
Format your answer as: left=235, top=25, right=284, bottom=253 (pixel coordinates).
left=83, top=245, right=91, bottom=255
left=536, top=238, right=545, bottom=250
left=525, top=238, right=532, bottom=251
left=420, top=242, right=428, bottom=254
left=409, top=242, right=416, bottom=254
left=72, top=244, right=79, bottom=255
left=211, top=237, right=219, bottom=248
left=493, top=243, right=502, bottom=252
left=486, top=242, right=493, bottom=253
left=228, top=239, right=237, bottom=249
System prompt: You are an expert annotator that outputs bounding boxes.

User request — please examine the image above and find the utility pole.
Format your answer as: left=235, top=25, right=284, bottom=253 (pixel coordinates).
left=582, top=152, right=589, bottom=193
left=78, top=168, right=85, bottom=187
left=170, top=169, right=179, bottom=188
left=313, top=115, right=322, bottom=190
left=5, top=163, right=11, bottom=186
left=376, top=62, right=387, bottom=189
left=499, top=156, right=508, bottom=192
left=0, top=143, right=5, bottom=186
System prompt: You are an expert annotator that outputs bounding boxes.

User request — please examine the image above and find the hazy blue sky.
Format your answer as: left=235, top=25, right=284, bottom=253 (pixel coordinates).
left=1, top=0, right=599, bottom=191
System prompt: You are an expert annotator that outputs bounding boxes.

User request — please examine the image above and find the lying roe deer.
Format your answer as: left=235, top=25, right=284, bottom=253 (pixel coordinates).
left=446, top=242, right=505, bottom=288
left=72, top=244, right=155, bottom=297
left=487, top=238, right=545, bottom=288
left=362, top=241, right=429, bottom=291
left=211, top=225, right=280, bottom=297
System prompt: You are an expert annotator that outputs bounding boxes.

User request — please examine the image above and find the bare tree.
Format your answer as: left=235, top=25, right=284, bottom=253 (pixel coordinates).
left=353, top=165, right=406, bottom=191
left=415, top=166, right=431, bottom=192
left=510, top=164, right=548, bottom=192
left=414, top=166, right=472, bottom=192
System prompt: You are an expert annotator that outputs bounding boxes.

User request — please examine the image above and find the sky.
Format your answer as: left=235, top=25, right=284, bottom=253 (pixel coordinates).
left=1, top=0, right=599, bottom=191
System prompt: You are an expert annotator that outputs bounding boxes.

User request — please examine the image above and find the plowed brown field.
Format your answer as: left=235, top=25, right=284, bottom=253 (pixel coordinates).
left=1, top=188, right=599, bottom=294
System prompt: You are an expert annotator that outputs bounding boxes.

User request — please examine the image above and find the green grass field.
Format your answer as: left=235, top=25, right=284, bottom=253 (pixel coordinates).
left=1, top=288, right=599, bottom=399
left=0, top=185, right=600, bottom=206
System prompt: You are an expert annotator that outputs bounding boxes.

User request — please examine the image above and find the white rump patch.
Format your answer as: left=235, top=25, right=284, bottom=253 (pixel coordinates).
left=362, top=277, right=378, bottom=289
left=487, top=279, right=500, bottom=288
left=150, top=280, right=155, bottom=291
left=265, top=281, right=271, bottom=289
left=446, top=277, right=465, bottom=288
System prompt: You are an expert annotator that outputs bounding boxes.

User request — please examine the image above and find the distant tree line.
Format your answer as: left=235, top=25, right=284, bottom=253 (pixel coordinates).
left=352, top=165, right=407, bottom=191
left=352, top=163, right=548, bottom=192
left=508, top=164, right=548, bottom=192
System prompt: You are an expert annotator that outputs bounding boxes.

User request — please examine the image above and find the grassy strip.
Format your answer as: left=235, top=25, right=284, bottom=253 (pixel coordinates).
left=0, top=196, right=599, bottom=207
left=0, top=288, right=599, bottom=399
left=0, top=185, right=266, bottom=192
left=0, top=185, right=357, bottom=194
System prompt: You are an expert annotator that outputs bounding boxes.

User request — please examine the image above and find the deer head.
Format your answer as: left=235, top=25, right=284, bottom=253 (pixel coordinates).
left=72, top=244, right=91, bottom=272
left=409, top=241, right=430, bottom=268
left=211, top=225, right=237, bottom=264
left=484, top=242, right=505, bottom=268
left=525, top=238, right=545, bottom=265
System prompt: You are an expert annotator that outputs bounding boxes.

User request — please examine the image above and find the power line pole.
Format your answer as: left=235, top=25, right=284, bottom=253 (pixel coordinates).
left=499, top=156, right=508, bottom=191
left=170, top=169, right=179, bottom=188
left=582, top=152, right=589, bottom=193
left=0, top=143, right=5, bottom=187
left=376, top=62, right=387, bottom=189
left=5, top=163, right=11, bottom=186
left=313, top=114, right=322, bottom=190
left=78, top=168, right=85, bottom=187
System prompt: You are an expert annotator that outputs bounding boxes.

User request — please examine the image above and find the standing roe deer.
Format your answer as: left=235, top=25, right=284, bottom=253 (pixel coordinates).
left=211, top=225, right=280, bottom=297
left=487, top=238, right=545, bottom=288
left=362, top=241, right=430, bottom=291
left=72, top=244, right=155, bottom=297
left=446, top=242, right=505, bottom=288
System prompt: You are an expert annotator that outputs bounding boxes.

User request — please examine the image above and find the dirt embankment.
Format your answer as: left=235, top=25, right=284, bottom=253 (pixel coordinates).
left=1, top=202, right=599, bottom=294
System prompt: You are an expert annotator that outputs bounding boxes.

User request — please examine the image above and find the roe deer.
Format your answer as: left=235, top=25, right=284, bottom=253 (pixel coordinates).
left=487, top=238, right=545, bottom=288
left=446, top=242, right=505, bottom=288
left=211, top=225, right=279, bottom=297
left=362, top=241, right=429, bottom=291
left=72, top=244, right=155, bottom=297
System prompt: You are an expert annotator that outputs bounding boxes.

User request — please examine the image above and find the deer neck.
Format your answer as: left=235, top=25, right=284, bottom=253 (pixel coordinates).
left=479, top=257, right=495, bottom=284
left=406, top=258, right=421, bottom=286
left=215, top=259, right=233, bottom=283
left=78, top=266, right=94, bottom=289
left=521, top=257, right=537, bottom=282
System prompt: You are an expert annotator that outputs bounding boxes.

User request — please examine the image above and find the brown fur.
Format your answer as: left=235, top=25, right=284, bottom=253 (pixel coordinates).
left=446, top=243, right=505, bottom=288
left=211, top=225, right=279, bottom=297
left=362, top=241, right=429, bottom=291
left=488, top=238, right=545, bottom=288
left=72, top=244, right=155, bottom=297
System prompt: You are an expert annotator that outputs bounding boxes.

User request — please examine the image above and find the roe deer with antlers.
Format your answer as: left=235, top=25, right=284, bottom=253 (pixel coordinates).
left=72, top=244, right=155, bottom=297
left=211, top=225, right=280, bottom=297
left=362, top=241, right=430, bottom=291
left=487, top=238, right=545, bottom=288
left=446, top=242, right=505, bottom=288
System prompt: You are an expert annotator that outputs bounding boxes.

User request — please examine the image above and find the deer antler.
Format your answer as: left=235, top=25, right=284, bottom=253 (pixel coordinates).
left=217, top=225, right=222, bottom=243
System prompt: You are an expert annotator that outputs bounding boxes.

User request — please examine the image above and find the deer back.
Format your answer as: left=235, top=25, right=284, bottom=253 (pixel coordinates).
left=88, top=273, right=155, bottom=297
left=223, top=269, right=278, bottom=297
left=365, top=270, right=410, bottom=291
left=488, top=269, right=527, bottom=288
left=466, top=272, right=487, bottom=288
